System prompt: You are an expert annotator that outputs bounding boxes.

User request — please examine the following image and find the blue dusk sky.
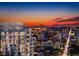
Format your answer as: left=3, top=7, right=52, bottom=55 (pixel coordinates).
left=0, top=2, right=79, bottom=17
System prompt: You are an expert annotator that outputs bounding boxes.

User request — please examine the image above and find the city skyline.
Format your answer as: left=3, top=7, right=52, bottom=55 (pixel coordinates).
left=0, top=2, right=79, bottom=56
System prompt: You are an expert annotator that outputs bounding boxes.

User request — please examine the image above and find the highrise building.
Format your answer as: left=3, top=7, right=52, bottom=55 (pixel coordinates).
left=0, top=22, right=36, bottom=56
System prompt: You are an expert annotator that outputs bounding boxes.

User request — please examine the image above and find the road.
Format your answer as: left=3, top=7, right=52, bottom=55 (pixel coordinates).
left=62, top=29, right=72, bottom=56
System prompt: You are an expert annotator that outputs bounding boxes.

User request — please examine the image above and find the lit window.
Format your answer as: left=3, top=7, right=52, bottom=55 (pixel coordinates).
left=1, top=32, right=5, bottom=35
left=15, top=32, right=19, bottom=36
left=20, top=32, right=25, bottom=36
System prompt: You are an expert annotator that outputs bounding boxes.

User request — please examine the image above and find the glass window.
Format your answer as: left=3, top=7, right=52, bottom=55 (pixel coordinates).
left=20, top=32, right=25, bottom=36
left=1, top=32, right=5, bottom=35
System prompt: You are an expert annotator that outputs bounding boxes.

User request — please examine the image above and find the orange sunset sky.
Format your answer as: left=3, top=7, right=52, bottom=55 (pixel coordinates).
left=0, top=2, right=79, bottom=26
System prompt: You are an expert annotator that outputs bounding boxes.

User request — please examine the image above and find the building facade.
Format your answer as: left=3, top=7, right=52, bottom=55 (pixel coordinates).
left=0, top=22, right=36, bottom=56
